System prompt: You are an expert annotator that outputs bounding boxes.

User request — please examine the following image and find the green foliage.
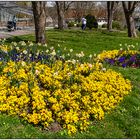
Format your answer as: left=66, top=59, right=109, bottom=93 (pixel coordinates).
left=67, top=22, right=82, bottom=28
left=102, top=21, right=122, bottom=30
left=68, top=21, right=75, bottom=28
left=102, top=23, right=107, bottom=28
left=77, top=22, right=82, bottom=27
left=112, top=21, right=122, bottom=30
left=85, top=14, right=98, bottom=29
left=138, top=26, right=140, bottom=32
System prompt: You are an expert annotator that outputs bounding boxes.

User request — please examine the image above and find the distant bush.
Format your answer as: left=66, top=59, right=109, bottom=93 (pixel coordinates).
left=102, top=23, right=107, bottom=28
left=112, top=21, right=122, bottom=30
left=77, top=22, right=82, bottom=27
left=68, top=21, right=75, bottom=28
left=138, top=26, right=140, bottom=32
left=102, top=21, right=122, bottom=30
left=85, top=14, right=98, bottom=29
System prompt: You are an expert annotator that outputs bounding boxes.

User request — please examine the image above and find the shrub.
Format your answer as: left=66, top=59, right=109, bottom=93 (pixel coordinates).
left=102, top=23, right=107, bottom=28
left=138, top=26, right=140, bottom=32
left=77, top=22, right=82, bottom=27
left=101, top=21, right=122, bottom=30
left=112, top=21, right=122, bottom=30
left=68, top=21, right=75, bottom=28
left=85, top=14, right=98, bottom=29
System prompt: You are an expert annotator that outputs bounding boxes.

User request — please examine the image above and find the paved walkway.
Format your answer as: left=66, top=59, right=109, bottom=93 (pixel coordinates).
left=0, top=27, right=54, bottom=39
left=0, top=30, right=34, bottom=39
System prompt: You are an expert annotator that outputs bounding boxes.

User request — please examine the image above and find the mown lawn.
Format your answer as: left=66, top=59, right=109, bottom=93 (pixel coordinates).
left=1, top=29, right=140, bottom=138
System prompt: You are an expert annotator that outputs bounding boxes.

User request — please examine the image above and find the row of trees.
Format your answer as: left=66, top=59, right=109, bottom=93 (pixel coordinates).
left=107, top=1, right=138, bottom=37
left=31, top=1, right=139, bottom=44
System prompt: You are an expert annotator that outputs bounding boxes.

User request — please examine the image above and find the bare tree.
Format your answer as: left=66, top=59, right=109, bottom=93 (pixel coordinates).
left=122, top=2, right=138, bottom=37
left=55, top=1, right=73, bottom=29
left=32, top=2, right=47, bottom=44
left=72, top=2, right=85, bottom=22
left=46, top=2, right=58, bottom=27
left=95, top=3, right=107, bottom=18
left=72, top=2, right=96, bottom=22
left=56, top=1, right=65, bottom=29
left=113, top=2, right=124, bottom=21
left=107, top=1, right=114, bottom=31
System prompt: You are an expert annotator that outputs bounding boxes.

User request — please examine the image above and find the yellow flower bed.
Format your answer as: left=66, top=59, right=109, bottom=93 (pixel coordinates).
left=97, top=50, right=138, bottom=61
left=0, top=60, right=132, bottom=135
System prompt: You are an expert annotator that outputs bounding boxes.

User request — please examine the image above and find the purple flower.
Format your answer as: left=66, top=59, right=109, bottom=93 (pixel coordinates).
left=118, top=56, right=125, bottom=63
left=122, top=63, right=127, bottom=68
left=108, top=59, right=115, bottom=65
left=130, top=55, right=136, bottom=62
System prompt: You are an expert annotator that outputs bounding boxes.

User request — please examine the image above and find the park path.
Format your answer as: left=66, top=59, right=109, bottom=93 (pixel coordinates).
left=0, top=30, right=34, bottom=39
left=0, top=27, right=54, bottom=39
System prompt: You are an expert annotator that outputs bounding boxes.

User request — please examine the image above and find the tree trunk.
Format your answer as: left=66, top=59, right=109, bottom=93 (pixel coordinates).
left=56, top=2, right=65, bottom=30
left=125, top=14, right=137, bottom=37
left=107, top=2, right=114, bottom=31
left=122, top=2, right=137, bottom=38
left=32, top=2, right=47, bottom=44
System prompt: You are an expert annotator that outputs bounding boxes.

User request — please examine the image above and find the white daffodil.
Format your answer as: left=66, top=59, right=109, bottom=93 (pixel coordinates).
left=23, top=50, right=27, bottom=54
left=89, top=54, right=93, bottom=58
left=46, top=49, right=49, bottom=53
left=51, top=50, right=56, bottom=56
left=16, top=47, right=20, bottom=51
left=70, top=49, right=73, bottom=52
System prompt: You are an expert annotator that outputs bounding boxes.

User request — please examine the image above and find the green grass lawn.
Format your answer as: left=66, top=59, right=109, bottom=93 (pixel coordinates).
left=2, top=29, right=140, bottom=138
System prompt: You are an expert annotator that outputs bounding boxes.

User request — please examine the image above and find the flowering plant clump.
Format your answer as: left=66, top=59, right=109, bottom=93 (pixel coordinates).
left=0, top=60, right=132, bottom=135
left=0, top=40, right=96, bottom=65
left=97, top=44, right=140, bottom=68
left=0, top=40, right=132, bottom=135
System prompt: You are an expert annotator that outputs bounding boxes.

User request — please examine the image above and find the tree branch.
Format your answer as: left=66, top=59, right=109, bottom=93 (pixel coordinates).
left=128, top=2, right=132, bottom=10
left=111, top=1, right=114, bottom=10
left=122, top=2, right=128, bottom=12
left=64, top=2, right=73, bottom=12
left=130, top=1, right=138, bottom=12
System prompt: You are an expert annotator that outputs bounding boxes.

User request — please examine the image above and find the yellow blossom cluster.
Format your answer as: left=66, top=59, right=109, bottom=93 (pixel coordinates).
left=0, top=60, right=132, bottom=135
left=97, top=49, right=138, bottom=61
left=0, top=44, right=11, bottom=53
